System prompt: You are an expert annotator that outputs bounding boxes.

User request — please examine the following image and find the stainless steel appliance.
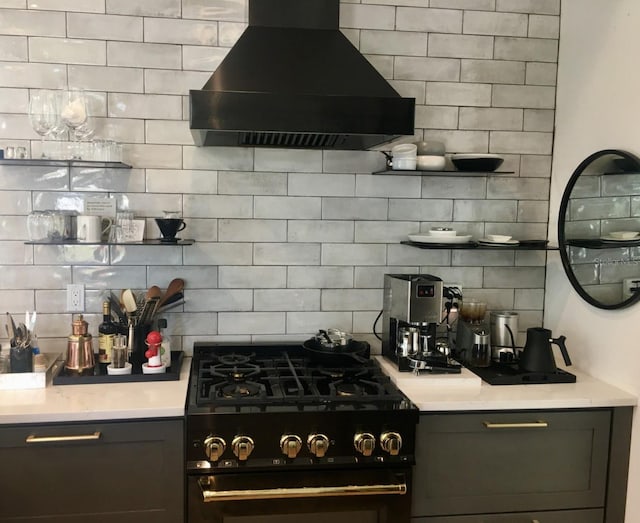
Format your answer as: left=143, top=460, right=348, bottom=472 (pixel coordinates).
left=186, top=342, right=418, bottom=523
left=489, top=311, right=519, bottom=363
left=381, top=274, right=461, bottom=373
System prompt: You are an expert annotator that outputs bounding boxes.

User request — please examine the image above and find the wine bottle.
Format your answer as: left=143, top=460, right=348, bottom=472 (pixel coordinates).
left=98, top=301, right=117, bottom=364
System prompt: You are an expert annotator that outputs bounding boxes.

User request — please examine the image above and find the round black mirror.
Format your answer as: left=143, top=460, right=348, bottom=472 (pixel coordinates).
left=558, top=149, right=640, bottom=309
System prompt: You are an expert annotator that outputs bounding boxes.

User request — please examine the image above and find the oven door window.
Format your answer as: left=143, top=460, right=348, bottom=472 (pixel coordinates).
left=188, top=469, right=410, bottom=523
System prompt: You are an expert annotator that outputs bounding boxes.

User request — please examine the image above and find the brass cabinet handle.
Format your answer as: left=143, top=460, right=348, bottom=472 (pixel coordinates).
left=483, top=421, right=548, bottom=429
left=26, top=431, right=102, bottom=443
left=198, top=478, right=407, bottom=502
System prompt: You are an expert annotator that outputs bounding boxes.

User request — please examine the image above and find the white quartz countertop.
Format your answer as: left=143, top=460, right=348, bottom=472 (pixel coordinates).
left=0, top=357, right=191, bottom=424
left=0, top=353, right=636, bottom=425
left=375, top=356, right=637, bottom=411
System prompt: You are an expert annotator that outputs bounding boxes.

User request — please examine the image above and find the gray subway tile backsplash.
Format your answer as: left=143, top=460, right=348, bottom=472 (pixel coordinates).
left=0, top=0, right=557, bottom=345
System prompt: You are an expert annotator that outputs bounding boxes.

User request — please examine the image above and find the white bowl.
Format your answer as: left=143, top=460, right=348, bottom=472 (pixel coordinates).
left=429, top=227, right=457, bottom=237
left=608, top=231, right=639, bottom=240
left=392, top=157, right=417, bottom=170
left=391, top=143, right=417, bottom=157
left=106, top=362, right=132, bottom=375
left=487, top=234, right=512, bottom=243
left=417, top=155, right=446, bottom=170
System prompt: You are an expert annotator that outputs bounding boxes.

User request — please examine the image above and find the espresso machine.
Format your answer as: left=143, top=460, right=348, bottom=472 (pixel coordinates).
left=382, top=274, right=461, bottom=373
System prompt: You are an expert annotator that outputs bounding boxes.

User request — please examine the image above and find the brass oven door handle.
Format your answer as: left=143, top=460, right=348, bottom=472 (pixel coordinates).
left=483, top=421, right=548, bottom=429
left=25, top=432, right=102, bottom=444
left=198, top=479, right=407, bottom=502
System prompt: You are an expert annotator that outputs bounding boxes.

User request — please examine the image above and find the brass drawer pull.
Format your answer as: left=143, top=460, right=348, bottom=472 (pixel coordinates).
left=26, top=431, right=102, bottom=443
left=483, top=421, right=548, bottom=429
left=198, top=478, right=407, bottom=502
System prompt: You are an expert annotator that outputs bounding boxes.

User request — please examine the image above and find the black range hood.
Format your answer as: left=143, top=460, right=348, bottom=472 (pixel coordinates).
left=189, top=0, right=415, bottom=150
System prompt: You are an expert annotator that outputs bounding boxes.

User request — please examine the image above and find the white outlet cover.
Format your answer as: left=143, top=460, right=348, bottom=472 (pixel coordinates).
left=66, top=283, right=85, bottom=312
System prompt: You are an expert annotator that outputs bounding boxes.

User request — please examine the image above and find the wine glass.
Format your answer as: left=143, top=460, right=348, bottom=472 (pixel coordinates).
left=28, top=89, right=61, bottom=159
left=60, top=89, right=89, bottom=159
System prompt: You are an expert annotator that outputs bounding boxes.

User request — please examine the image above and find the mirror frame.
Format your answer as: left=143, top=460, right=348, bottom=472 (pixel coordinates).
left=558, top=148, right=640, bottom=310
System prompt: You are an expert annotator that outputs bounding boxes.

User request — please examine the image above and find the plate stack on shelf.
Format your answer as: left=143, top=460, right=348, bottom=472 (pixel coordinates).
left=408, top=227, right=472, bottom=245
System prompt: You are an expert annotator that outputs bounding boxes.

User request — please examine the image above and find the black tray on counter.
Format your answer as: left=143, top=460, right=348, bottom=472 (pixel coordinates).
left=52, top=351, right=184, bottom=385
left=464, top=362, right=576, bottom=385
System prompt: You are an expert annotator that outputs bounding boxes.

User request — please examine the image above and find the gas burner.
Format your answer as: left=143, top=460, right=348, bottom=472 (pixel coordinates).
left=211, top=361, right=261, bottom=382
left=218, top=353, right=254, bottom=365
left=191, top=342, right=410, bottom=409
left=218, top=381, right=265, bottom=399
left=335, top=382, right=361, bottom=396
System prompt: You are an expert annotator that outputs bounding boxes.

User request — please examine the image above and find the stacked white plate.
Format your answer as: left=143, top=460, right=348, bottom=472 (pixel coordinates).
left=409, top=228, right=472, bottom=244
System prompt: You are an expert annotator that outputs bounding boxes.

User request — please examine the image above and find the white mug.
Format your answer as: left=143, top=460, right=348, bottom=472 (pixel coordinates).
left=76, top=215, right=112, bottom=243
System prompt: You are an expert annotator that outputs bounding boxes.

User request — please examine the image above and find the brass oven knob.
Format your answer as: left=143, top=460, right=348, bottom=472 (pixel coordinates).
left=307, top=434, right=330, bottom=458
left=232, top=435, right=255, bottom=461
left=280, top=435, right=303, bottom=459
left=354, top=432, right=376, bottom=456
left=203, top=435, right=226, bottom=462
left=380, top=431, right=403, bottom=456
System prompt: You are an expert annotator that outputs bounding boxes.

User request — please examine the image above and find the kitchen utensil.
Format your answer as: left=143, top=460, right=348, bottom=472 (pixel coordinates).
left=519, top=327, right=572, bottom=374
left=65, top=314, right=95, bottom=376
left=459, top=299, right=487, bottom=324
left=121, top=288, right=138, bottom=314
left=76, top=215, right=111, bottom=243
left=5, top=312, right=16, bottom=346
left=146, top=285, right=162, bottom=300
left=468, top=330, right=491, bottom=367
left=158, top=278, right=185, bottom=308
left=490, top=311, right=519, bottom=363
left=302, top=330, right=370, bottom=364
left=155, top=218, right=186, bottom=242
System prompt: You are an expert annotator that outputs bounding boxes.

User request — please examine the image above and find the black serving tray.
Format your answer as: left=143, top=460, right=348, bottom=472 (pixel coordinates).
left=464, top=362, right=576, bottom=385
left=52, top=351, right=184, bottom=385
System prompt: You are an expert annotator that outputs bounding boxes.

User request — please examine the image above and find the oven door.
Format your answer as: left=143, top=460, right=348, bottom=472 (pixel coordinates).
left=188, top=468, right=411, bottom=523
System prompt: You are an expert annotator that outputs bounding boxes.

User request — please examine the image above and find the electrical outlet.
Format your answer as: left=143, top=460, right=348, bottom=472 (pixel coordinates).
left=443, top=283, right=463, bottom=302
left=66, top=283, right=85, bottom=312
left=623, top=278, right=640, bottom=300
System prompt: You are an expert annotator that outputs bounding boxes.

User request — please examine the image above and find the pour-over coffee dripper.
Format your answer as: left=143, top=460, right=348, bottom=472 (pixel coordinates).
left=155, top=216, right=186, bottom=243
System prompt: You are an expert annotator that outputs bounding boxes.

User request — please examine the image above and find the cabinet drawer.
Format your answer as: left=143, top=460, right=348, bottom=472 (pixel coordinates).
left=0, top=419, right=184, bottom=523
left=412, top=410, right=610, bottom=517
left=413, top=508, right=604, bottom=522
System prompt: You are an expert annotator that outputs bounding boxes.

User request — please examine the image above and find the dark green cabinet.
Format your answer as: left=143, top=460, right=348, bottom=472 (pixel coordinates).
left=412, top=408, right=632, bottom=523
left=0, top=418, right=184, bottom=523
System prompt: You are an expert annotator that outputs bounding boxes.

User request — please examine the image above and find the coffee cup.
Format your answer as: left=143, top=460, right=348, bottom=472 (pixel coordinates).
left=155, top=218, right=186, bottom=242
left=77, top=215, right=112, bottom=243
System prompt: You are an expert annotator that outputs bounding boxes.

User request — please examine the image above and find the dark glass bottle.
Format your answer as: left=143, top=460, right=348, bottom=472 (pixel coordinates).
left=98, top=301, right=117, bottom=364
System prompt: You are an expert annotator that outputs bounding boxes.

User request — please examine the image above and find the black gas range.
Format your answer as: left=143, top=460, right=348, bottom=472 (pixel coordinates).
left=186, top=341, right=418, bottom=523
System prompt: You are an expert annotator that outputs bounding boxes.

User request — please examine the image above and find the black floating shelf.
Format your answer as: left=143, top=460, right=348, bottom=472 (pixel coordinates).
left=401, top=240, right=557, bottom=250
left=25, top=239, right=195, bottom=246
left=565, top=238, right=640, bottom=249
left=373, top=169, right=513, bottom=176
left=0, top=158, right=131, bottom=169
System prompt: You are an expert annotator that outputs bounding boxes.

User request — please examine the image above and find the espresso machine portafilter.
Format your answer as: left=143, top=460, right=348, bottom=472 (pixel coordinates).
left=382, top=274, right=445, bottom=372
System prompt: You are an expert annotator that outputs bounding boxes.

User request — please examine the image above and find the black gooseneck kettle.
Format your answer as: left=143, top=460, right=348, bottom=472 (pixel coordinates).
left=519, top=327, right=572, bottom=374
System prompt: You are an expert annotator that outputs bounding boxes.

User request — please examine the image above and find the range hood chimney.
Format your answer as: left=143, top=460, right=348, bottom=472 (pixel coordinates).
left=189, top=0, right=415, bottom=150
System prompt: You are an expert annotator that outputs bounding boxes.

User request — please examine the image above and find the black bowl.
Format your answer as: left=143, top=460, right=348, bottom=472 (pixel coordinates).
left=451, top=154, right=504, bottom=172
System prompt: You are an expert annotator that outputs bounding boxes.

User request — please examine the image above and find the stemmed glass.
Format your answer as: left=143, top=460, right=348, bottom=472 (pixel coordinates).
left=28, top=89, right=61, bottom=159
left=60, top=89, right=89, bottom=159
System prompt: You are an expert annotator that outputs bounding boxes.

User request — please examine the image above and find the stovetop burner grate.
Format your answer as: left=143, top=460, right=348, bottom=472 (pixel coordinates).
left=191, top=344, right=408, bottom=411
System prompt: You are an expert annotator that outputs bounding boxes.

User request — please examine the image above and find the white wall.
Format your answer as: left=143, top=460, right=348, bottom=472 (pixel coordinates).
left=546, top=1, right=640, bottom=520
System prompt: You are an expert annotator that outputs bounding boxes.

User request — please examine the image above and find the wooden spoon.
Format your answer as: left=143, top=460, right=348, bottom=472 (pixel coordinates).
left=146, top=285, right=162, bottom=300
left=159, top=278, right=184, bottom=308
